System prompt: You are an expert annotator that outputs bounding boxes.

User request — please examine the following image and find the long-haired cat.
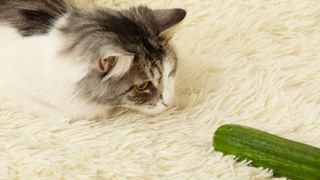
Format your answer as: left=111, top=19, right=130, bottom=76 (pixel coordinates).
left=0, top=0, right=186, bottom=119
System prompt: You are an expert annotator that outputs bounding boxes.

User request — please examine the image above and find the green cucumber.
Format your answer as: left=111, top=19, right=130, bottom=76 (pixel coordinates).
left=213, top=124, right=320, bottom=180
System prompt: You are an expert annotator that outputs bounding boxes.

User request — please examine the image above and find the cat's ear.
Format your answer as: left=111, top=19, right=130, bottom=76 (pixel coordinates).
left=98, top=46, right=134, bottom=80
left=98, top=56, right=117, bottom=72
left=153, top=8, right=187, bottom=36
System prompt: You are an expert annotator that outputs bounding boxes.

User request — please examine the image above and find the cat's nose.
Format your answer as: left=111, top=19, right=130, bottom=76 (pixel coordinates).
left=162, top=101, right=172, bottom=108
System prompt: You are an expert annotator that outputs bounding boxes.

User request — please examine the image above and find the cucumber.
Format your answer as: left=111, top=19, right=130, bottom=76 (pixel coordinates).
left=213, top=124, right=320, bottom=180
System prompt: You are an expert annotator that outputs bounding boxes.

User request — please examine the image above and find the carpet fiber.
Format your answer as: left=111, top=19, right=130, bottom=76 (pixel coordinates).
left=1, top=0, right=320, bottom=179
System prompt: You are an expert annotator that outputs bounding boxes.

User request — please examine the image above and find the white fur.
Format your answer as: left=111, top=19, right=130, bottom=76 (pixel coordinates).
left=161, top=59, right=175, bottom=106
left=0, top=22, right=107, bottom=119
left=126, top=101, right=168, bottom=115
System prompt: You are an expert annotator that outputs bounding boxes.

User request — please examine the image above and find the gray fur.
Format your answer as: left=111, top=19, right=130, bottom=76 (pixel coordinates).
left=0, top=0, right=69, bottom=36
left=0, top=0, right=186, bottom=108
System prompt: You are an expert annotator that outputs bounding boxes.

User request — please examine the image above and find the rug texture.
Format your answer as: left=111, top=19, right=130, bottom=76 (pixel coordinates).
left=1, top=0, right=320, bottom=179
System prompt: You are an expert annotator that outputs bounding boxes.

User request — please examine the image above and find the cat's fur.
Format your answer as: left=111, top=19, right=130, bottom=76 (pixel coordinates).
left=0, top=0, right=186, bottom=119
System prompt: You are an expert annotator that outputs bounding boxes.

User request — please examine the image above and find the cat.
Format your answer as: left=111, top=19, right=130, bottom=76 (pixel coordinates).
left=0, top=0, right=186, bottom=119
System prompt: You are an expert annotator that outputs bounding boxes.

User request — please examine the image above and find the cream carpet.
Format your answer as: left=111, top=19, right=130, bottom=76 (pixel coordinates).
left=1, top=0, right=320, bottom=179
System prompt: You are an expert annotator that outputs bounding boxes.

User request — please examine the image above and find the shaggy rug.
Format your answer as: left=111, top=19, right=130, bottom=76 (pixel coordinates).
left=1, top=0, right=320, bottom=179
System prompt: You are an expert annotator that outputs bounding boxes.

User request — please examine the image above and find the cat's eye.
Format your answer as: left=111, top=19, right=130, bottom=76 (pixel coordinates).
left=135, top=81, right=150, bottom=91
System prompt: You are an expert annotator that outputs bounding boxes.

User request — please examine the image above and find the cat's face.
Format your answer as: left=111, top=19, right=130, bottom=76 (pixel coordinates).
left=59, top=6, right=186, bottom=115
left=107, top=49, right=177, bottom=115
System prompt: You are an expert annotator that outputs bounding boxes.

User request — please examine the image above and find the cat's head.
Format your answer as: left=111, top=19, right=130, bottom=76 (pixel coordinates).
left=58, top=6, right=186, bottom=115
